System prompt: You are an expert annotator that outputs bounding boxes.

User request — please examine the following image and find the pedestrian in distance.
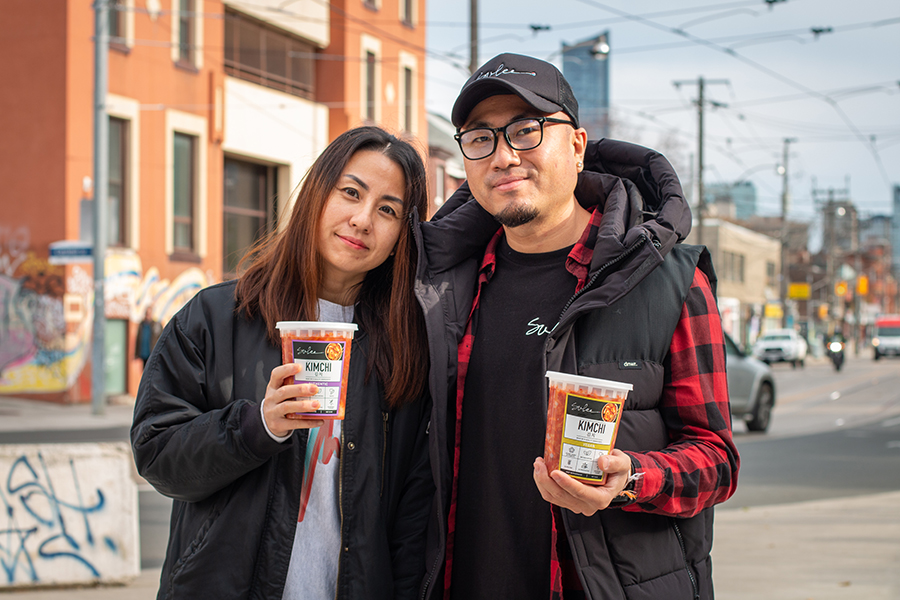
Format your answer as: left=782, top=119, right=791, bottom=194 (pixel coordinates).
left=135, top=306, right=162, bottom=368
left=131, top=126, right=433, bottom=600
left=414, top=53, right=740, bottom=599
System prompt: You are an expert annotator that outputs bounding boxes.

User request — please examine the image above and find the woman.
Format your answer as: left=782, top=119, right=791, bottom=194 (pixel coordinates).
left=131, top=126, right=432, bottom=600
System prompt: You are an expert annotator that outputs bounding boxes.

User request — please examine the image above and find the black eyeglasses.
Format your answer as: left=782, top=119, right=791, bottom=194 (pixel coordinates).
left=454, top=117, right=576, bottom=161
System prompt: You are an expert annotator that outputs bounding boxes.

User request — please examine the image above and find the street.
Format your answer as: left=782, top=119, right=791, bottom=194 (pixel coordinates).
left=714, top=350, right=900, bottom=599
left=726, top=350, right=900, bottom=508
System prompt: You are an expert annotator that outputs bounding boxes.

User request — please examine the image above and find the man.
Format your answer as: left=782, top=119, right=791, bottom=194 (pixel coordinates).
left=416, top=53, right=739, bottom=599
left=135, top=306, right=162, bottom=368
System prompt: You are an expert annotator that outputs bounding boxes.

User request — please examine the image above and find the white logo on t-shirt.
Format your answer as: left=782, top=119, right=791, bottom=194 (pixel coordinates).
left=526, top=317, right=558, bottom=337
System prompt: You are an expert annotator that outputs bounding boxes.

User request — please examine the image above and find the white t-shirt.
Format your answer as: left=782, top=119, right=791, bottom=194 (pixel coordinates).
left=276, top=299, right=354, bottom=599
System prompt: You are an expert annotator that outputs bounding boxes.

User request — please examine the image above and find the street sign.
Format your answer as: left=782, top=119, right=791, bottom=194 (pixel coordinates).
left=788, top=282, right=811, bottom=300
left=765, top=303, right=783, bottom=318
left=48, top=241, right=92, bottom=265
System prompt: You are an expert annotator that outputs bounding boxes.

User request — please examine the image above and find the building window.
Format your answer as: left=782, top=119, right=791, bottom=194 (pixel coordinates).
left=109, top=0, right=124, bottom=40
left=178, top=0, right=194, bottom=64
left=171, top=0, right=202, bottom=68
left=108, top=117, right=127, bottom=247
left=172, top=133, right=196, bottom=253
left=722, top=251, right=745, bottom=283
left=223, top=158, right=278, bottom=275
left=766, top=261, right=776, bottom=288
left=364, top=0, right=378, bottom=10
left=402, top=67, right=413, bottom=131
left=398, top=51, right=416, bottom=134
left=224, top=10, right=315, bottom=99
left=401, top=0, right=413, bottom=25
left=365, top=51, right=376, bottom=122
left=108, top=0, right=135, bottom=51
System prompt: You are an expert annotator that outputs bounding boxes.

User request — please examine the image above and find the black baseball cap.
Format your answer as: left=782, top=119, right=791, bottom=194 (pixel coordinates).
left=451, top=53, right=579, bottom=129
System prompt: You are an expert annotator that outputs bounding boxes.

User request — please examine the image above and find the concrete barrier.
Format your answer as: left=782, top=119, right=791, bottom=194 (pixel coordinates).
left=0, top=442, right=140, bottom=588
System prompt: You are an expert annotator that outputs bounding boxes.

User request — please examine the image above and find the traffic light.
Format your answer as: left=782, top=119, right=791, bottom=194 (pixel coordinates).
left=857, top=275, right=868, bottom=296
left=835, top=281, right=848, bottom=297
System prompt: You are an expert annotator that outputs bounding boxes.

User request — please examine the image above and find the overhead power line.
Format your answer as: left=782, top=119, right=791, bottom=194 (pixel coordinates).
left=570, top=0, right=897, bottom=190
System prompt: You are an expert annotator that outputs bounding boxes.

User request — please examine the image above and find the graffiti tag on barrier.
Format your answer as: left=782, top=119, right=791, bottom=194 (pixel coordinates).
left=0, top=452, right=116, bottom=585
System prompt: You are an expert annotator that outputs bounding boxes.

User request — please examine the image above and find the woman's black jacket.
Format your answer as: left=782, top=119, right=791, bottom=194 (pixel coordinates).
left=131, top=280, right=433, bottom=600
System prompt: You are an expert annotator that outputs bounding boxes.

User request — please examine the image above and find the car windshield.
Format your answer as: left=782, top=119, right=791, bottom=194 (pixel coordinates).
left=877, top=326, right=900, bottom=336
left=761, top=334, right=791, bottom=341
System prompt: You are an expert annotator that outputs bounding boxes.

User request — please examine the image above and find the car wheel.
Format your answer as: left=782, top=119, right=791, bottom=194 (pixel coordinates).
left=747, top=382, right=774, bottom=432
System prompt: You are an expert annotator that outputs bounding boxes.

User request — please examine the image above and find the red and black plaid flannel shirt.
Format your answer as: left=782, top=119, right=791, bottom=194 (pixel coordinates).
left=443, top=206, right=738, bottom=598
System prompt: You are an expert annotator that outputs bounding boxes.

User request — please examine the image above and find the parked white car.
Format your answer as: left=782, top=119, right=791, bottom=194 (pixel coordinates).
left=752, top=329, right=808, bottom=368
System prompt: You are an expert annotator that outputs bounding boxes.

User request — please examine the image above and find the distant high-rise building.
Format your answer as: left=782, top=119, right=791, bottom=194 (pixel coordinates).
left=706, top=181, right=757, bottom=220
left=562, top=32, right=610, bottom=140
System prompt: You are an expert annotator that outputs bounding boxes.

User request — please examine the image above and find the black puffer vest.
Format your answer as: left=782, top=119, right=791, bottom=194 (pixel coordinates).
left=548, top=244, right=714, bottom=600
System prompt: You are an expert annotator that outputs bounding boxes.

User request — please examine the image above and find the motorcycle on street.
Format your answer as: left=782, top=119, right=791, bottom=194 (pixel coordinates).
left=828, top=340, right=846, bottom=371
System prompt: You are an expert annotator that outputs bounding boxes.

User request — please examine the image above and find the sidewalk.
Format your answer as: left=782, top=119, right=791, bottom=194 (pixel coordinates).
left=2, top=395, right=899, bottom=598
left=0, top=395, right=136, bottom=435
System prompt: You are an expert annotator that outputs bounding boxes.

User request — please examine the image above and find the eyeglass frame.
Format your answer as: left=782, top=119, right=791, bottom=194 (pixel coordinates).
left=453, top=116, right=576, bottom=161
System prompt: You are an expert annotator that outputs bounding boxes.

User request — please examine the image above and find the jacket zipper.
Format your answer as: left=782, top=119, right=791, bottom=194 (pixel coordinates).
left=557, top=234, right=652, bottom=323
left=380, top=411, right=389, bottom=497
left=672, top=520, right=699, bottom=600
left=546, top=234, right=651, bottom=362
left=420, top=543, right=442, bottom=600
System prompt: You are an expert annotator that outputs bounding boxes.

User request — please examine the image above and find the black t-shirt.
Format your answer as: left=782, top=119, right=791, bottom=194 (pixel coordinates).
left=450, top=237, right=577, bottom=599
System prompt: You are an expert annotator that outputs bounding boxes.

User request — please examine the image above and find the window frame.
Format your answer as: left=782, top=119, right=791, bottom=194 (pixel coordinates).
left=172, top=132, right=196, bottom=254
left=222, top=156, right=279, bottom=277
left=399, top=0, right=415, bottom=27
left=107, top=116, right=128, bottom=247
left=398, top=51, right=417, bottom=133
left=360, top=34, right=382, bottom=123
left=108, top=0, right=134, bottom=52
left=171, top=0, right=204, bottom=69
left=165, top=109, right=208, bottom=260
left=223, top=9, right=316, bottom=100
left=105, top=94, right=140, bottom=249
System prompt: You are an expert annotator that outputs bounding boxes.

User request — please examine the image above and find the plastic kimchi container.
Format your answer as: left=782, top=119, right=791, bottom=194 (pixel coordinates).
left=275, top=321, right=358, bottom=420
left=544, top=371, right=633, bottom=485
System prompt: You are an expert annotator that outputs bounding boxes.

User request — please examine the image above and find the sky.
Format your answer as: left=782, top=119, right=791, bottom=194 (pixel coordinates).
left=424, top=0, right=900, bottom=226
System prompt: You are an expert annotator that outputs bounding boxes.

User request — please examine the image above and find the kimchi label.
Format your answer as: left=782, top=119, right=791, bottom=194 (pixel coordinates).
left=558, top=393, right=623, bottom=483
left=291, top=340, right=347, bottom=414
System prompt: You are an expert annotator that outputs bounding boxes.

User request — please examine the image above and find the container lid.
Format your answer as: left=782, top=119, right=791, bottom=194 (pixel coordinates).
left=545, top=370, right=633, bottom=392
left=275, top=321, right=358, bottom=333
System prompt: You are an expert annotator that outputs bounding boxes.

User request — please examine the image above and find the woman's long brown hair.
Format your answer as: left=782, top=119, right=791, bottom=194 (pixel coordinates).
left=235, top=127, right=428, bottom=408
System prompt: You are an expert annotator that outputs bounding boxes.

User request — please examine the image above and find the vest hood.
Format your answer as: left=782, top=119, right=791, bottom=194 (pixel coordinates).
left=422, top=138, right=693, bottom=276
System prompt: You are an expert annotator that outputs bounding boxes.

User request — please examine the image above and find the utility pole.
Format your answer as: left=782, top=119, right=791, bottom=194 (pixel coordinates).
left=780, top=137, right=797, bottom=328
left=92, top=0, right=109, bottom=415
left=673, top=76, right=728, bottom=247
left=469, top=0, right=478, bottom=73
left=813, top=183, right=851, bottom=329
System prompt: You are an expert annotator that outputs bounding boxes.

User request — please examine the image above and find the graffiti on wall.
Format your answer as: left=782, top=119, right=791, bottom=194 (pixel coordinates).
left=0, top=444, right=139, bottom=587
left=0, top=226, right=30, bottom=277
left=0, top=231, right=212, bottom=395
left=0, top=244, right=82, bottom=393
